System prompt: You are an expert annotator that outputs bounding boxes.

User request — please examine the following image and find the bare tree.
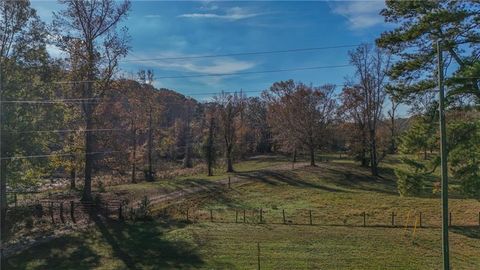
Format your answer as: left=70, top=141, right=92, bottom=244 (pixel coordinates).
left=182, top=99, right=196, bottom=168
left=137, top=69, right=157, bottom=181
left=265, top=80, right=337, bottom=166
left=53, top=0, right=130, bottom=201
left=215, top=91, right=244, bottom=173
left=339, top=85, right=369, bottom=166
left=203, top=105, right=217, bottom=176
left=349, top=44, right=391, bottom=176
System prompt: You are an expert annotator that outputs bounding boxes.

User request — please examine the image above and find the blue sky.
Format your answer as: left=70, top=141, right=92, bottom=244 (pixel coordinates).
left=32, top=1, right=392, bottom=101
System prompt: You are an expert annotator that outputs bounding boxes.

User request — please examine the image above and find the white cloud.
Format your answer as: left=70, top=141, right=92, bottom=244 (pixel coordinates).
left=179, top=7, right=261, bottom=21
left=330, top=1, right=385, bottom=29
left=144, top=14, right=162, bottom=19
left=152, top=58, right=255, bottom=74
left=126, top=51, right=256, bottom=84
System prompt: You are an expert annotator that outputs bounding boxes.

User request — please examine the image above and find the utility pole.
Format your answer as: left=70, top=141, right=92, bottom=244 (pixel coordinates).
left=437, top=40, right=450, bottom=270
left=0, top=52, right=5, bottom=269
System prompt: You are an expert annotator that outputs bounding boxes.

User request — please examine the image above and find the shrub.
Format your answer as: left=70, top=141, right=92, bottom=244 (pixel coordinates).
left=395, top=170, right=425, bottom=196
left=394, top=158, right=433, bottom=197
left=135, top=196, right=152, bottom=220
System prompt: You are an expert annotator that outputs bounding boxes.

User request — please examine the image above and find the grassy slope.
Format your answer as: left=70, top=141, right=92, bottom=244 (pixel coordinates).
left=7, top=155, right=480, bottom=269
left=105, top=155, right=292, bottom=200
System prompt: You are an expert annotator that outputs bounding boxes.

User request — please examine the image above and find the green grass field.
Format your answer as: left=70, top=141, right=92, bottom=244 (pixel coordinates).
left=6, top=155, right=480, bottom=269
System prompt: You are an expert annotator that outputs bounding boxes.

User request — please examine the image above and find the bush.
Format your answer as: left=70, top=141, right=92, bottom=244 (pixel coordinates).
left=395, top=158, right=434, bottom=197
left=395, top=169, right=425, bottom=196
left=135, top=196, right=152, bottom=220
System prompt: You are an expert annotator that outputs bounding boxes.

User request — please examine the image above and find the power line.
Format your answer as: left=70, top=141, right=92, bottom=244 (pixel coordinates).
left=0, top=82, right=349, bottom=104
left=1, top=150, right=129, bottom=161
left=154, top=64, right=352, bottom=79
left=3, top=128, right=126, bottom=134
left=52, top=64, right=352, bottom=84
left=0, top=92, right=249, bottom=104
left=122, top=44, right=361, bottom=62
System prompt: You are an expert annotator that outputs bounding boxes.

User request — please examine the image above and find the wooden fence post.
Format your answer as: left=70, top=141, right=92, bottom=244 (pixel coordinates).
left=50, top=202, right=55, bottom=224
left=70, top=201, right=76, bottom=223
left=309, top=210, right=313, bottom=225
left=210, top=209, right=213, bottom=222
left=228, top=176, right=231, bottom=189
left=59, top=202, right=65, bottom=223
left=282, top=209, right=286, bottom=224
left=449, top=212, right=452, bottom=226
left=391, top=211, right=395, bottom=226
left=259, top=208, right=263, bottom=223
left=363, top=212, right=366, bottom=227
left=243, top=209, right=246, bottom=223
left=257, top=242, right=261, bottom=270
left=419, top=212, right=423, bottom=228
left=235, top=210, right=238, bottom=223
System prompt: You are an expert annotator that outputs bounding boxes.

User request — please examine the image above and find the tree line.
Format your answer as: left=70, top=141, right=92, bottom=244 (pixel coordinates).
left=1, top=0, right=479, bottom=208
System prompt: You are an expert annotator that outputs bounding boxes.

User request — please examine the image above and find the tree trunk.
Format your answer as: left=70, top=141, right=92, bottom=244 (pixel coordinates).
left=226, top=144, right=234, bottom=173
left=207, top=159, right=213, bottom=176
left=370, top=129, right=378, bottom=176
left=389, top=115, right=396, bottom=154
left=131, top=128, right=137, bottom=183
left=0, top=160, right=7, bottom=249
left=146, top=108, right=154, bottom=181
left=206, top=117, right=215, bottom=176
left=183, top=121, right=193, bottom=168
left=81, top=47, right=95, bottom=202
left=82, top=116, right=94, bottom=201
left=360, top=128, right=368, bottom=167
left=70, top=168, right=76, bottom=190
left=292, top=149, right=297, bottom=163
left=309, top=146, right=316, bottom=167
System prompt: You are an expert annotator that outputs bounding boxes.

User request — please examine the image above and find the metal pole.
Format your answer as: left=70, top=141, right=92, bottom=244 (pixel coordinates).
left=0, top=53, right=5, bottom=269
left=437, top=40, right=450, bottom=270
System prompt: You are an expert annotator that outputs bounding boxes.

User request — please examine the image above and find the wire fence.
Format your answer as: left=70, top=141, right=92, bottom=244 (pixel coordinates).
left=6, top=197, right=480, bottom=230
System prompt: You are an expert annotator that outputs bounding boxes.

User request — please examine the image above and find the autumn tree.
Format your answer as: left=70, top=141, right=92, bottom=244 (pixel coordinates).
left=1, top=0, right=63, bottom=247
left=265, top=80, right=336, bottom=166
left=53, top=0, right=130, bottom=200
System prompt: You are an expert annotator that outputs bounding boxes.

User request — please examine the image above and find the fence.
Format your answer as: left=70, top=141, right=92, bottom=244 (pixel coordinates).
left=7, top=198, right=480, bottom=229
left=155, top=205, right=480, bottom=229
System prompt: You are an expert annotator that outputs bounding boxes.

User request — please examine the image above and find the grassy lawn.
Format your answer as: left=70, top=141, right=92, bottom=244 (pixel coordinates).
left=7, top=155, right=480, bottom=269
left=106, top=155, right=293, bottom=200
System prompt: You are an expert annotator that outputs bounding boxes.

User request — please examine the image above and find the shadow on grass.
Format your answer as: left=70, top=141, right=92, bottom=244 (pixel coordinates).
left=310, top=162, right=399, bottom=195
left=7, top=213, right=205, bottom=270
left=237, top=170, right=346, bottom=193
left=6, top=235, right=102, bottom=270
left=451, top=226, right=480, bottom=239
